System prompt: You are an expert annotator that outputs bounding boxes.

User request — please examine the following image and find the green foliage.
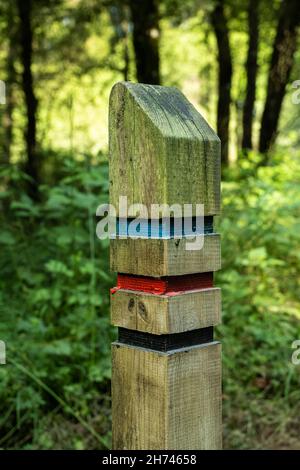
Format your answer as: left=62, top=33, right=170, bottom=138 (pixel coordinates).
left=1, top=152, right=300, bottom=449
left=0, top=155, right=114, bottom=449
left=217, top=153, right=300, bottom=449
left=1, top=0, right=300, bottom=450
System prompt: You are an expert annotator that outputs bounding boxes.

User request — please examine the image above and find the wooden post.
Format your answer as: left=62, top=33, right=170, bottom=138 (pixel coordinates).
left=109, top=82, right=222, bottom=450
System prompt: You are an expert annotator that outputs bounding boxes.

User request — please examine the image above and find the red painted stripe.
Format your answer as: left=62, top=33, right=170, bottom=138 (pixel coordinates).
left=111, top=272, right=213, bottom=296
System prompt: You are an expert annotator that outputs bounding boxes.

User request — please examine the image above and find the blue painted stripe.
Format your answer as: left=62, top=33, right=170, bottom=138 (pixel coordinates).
left=116, top=216, right=213, bottom=238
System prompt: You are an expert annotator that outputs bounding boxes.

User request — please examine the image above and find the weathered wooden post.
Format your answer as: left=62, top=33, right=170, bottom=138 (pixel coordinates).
left=109, top=82, right=221, bottom=450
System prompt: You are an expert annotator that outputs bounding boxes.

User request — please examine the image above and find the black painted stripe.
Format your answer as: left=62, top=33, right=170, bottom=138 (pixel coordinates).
left=118, top=327, right=214, bottom=352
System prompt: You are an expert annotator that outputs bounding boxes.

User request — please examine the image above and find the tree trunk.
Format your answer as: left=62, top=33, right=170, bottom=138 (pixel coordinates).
left=3, top=47, right=15, bottom=165
left=211, top=0, right=233, bottom=167
left=129, top=0, right=160, bottom=84
left=17, top=0, right=39, bottom=199
left=242, top=0, right=259, bottom=151
left=259, top=0, right=300, bottom=157
left=1, top=2, right=17, bottom=165
left=121, top=6, right=130, bottom=81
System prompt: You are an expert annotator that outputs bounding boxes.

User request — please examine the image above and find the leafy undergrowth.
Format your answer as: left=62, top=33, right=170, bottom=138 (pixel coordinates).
left=218, top=153, right=300, bottom=449
left=0, top=152, right=300, bottom=449
left=0, top=155, right=114, bottom=449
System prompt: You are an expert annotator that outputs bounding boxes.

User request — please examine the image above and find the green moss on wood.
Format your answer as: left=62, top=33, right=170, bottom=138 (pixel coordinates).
left=109, top=82, right=221, bottom=216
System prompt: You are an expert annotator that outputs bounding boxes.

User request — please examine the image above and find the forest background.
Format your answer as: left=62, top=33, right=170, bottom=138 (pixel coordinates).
left=0, top=0, right=300, bottom=449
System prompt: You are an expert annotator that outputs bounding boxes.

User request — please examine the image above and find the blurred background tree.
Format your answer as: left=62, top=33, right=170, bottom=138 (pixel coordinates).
left=259, top=0, right=300, bottom=157
left=0, top=0, right=300, bottom=450
left=242, top=0, right=259, bottom=152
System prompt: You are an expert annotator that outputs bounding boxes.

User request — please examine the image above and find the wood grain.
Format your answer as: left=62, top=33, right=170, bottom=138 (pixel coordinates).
left=111, top=287, right=221, bottom=334
left=112, top=342, right=222, bottom=450
left=110, top=233, right=221, bottom=276
left=109, top=81, right=222, bottom=451
left=109, top=82, right=221, bottom=216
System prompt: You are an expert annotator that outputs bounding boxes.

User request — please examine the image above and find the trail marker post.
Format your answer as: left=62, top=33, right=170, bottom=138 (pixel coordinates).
left=109, top=82, right=222, bottom=450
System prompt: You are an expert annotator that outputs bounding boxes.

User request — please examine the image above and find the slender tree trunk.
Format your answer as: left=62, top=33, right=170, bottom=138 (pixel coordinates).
left=3, top=47, right=15, bottom=165
left=242, top=0, right=259, bottom=151
left=1, top=3, right=17, bottom=165
left=211, top=0, right=233, bottom=167
left=259, top=0, right=300, bottom=157
left=122, top=6, right=130, bottom=81
left=2, top=46, right=15, bottom=165
left=129, top=0, right=160, bottom=84
left=17, top=0, right=39, bottom=199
